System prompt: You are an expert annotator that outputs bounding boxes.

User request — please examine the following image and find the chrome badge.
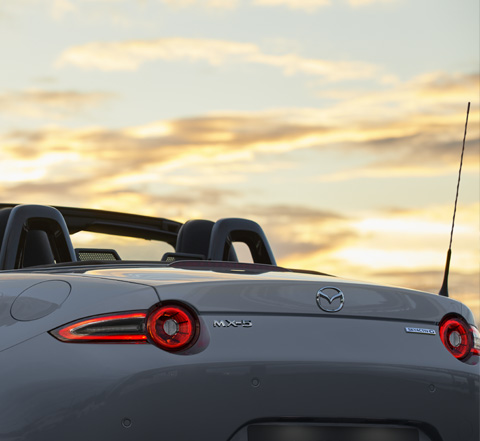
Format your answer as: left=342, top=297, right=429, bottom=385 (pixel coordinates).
left=405, top=327, right=436, bottom=335
left=213, top=320, right=252, bottom=328
left=316, top=286, right=345, bottom=313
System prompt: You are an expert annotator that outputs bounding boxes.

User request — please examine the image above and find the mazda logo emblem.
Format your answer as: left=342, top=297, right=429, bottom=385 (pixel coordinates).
left=316, top=286, right=345, bottom=313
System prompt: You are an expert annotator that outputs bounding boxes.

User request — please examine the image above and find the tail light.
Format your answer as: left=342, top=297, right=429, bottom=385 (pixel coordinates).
left=147, top=303, right=199, bottom=352
left=50, top=303, right=200, bottom=352
left=439, top=315, right=480, bottom=361
left=50, top=312, right=147, bottom=343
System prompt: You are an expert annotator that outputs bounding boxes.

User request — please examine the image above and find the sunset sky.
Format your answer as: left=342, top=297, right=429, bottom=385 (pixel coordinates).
left=1, top=0, right=479, bottom=323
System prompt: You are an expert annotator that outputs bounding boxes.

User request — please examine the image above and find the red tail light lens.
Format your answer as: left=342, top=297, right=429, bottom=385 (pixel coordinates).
left=439, top=315, right=479, bottom=361
left=50, top=312, right=147, bottom=343
left=147, top=304, right=198, bottom=351
left=50, top=303, right=200, bottom=352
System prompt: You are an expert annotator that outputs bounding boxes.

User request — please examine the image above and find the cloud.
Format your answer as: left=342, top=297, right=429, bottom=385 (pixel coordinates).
left=1, top=179, right=92, bottom=202
left=348, top=0, right=396, bottom=6
left=206, top=0, right=238, bottom=8
left=56, top=38, right=378, bottom=81
left=17, top=0, right=397, bottom=19
left=252, top=0, right=330, bottom=12
left=329, top=202, right=480, bottom=275
left=253, top=0, right=397, bottom=10
left=160, top=0, right=239, bottom=9
left=56, top=39, right=265, bottom=71
left=319, top=136, right=479, bottom=181
left=235, top=203, right=358, bottom=265
left=50, top=0, right=76, bottom=19
left=313, top=71, right=479, bottom=180
left=2, top=71, right=477, bottom=215
left=245, top=203, right=344, bottom=222
left=263, top=200, right=479, bottom=280
left=2, top=70, right=477, bottom=195
left=0, top=89, right=115, bottom=119
left=2, top=110, right=329, bottom=166
left=319, top=72, right=478, bottom=119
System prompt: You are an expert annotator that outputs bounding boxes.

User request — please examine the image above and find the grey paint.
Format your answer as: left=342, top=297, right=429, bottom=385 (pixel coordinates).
left=10, top=281, right=71, bottom=321
left=0, top=266, right=478, bottom=441
left=0, top=273, right=159, bottom=352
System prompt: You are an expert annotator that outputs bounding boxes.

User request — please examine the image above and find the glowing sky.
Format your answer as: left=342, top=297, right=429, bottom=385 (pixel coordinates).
left=1, top=0, right=479, bottom=323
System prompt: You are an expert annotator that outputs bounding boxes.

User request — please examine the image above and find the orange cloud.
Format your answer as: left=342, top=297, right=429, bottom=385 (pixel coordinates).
left=56, top=38, right=378, bottom=81
left=2, top=71, right=477, bottom=199
left=0, top=89, right=114, bottom=119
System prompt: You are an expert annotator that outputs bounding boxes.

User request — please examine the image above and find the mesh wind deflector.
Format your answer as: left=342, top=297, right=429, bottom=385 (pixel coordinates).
left=75, top=248, right=121, bottom=261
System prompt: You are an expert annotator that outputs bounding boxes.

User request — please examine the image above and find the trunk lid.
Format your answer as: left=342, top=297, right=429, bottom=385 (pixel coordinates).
left=78, top=265, right=472, bottom=324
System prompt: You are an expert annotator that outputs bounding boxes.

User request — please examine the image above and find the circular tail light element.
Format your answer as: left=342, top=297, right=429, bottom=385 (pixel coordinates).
left=147, top=304, right=199, bottom=351
left=439, top=315, right=479, bottom=361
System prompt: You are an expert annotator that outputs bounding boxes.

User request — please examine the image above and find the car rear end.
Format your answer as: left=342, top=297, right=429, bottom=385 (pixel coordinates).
left=0, top=264, right=478, bottom=441
left=154, top=266, right=479, bottom=441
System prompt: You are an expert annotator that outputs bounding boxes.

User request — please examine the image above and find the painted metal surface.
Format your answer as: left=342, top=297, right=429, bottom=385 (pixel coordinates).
left=0, top=266, right=479, bottom=441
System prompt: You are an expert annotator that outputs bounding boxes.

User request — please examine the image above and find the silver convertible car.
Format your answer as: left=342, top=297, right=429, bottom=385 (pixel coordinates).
left=0, top=203, right=478, bottom=441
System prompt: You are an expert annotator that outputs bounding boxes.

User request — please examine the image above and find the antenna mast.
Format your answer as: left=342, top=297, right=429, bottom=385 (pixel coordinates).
left=439, top=102, right=470, bottom=297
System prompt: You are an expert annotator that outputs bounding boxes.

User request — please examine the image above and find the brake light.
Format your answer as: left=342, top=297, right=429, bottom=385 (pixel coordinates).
left=439, top=315, right=479, bottom=361
left=50, top=303, right=200, bottom=352
left=147, top=304, right=199, bottom=351
left=471, top=326, right=480, bottom=355
left=50, top=312, right=147, bottom=343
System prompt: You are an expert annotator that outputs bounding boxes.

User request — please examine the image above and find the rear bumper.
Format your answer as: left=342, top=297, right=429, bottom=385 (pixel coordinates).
left=0, top=333, right=478, bottom=441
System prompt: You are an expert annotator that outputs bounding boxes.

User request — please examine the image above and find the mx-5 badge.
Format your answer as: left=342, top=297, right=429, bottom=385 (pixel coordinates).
left=213, top=320, right=252, bottom=328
